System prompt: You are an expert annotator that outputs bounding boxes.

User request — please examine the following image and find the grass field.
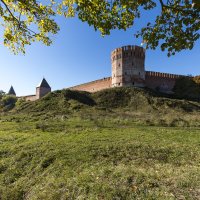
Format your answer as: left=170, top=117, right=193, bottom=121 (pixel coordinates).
left=0, top=119, right=200, bottom=199
left=0, top=87, right=200, bottom=199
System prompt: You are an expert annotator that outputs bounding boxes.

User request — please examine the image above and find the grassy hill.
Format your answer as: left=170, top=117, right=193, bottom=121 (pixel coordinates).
left=0, top=87, right=200, bottom=199
left=2, top=87, right=200, bottom=127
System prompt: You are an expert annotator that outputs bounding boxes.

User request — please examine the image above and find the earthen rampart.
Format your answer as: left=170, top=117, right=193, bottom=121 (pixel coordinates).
left=69, top=77, right=112, bottom=93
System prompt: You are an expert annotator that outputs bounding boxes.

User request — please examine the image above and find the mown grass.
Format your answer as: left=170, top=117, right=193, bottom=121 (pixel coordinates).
left=0, top=119, right=200, bottom=200
left=0, top=87, right=200, bottom=199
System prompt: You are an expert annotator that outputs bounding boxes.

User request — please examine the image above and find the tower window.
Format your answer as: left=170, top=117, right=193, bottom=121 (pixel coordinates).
left=132, top=82, right=135, bottom=85
left=118, top=63, right=120, bottom=67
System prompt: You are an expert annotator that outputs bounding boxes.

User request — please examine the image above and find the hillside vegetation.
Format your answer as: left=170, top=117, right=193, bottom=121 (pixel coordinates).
left=0, top=87, right=200, bottom=199
left=2, top=87, right=200, bottom=127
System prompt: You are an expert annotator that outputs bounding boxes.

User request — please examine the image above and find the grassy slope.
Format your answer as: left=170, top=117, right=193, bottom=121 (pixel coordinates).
left=2, top=87, right=200, bottom=127
left=0, top=87, right=200, bottom=199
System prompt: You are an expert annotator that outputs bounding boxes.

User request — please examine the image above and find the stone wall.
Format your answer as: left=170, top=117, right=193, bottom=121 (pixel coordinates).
left=69, top=77, right=112, bottom=93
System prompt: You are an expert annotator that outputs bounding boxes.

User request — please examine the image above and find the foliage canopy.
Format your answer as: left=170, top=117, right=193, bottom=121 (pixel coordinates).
left=0, top=0, right=199, bottom=55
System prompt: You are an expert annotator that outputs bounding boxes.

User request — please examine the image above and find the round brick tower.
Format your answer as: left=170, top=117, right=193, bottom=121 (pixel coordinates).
left=111, top=45, right=146, bottom=87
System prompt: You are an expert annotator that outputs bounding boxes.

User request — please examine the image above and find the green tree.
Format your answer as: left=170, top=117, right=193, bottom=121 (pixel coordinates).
left=0, top=0, right=199, bottom=55
left=0, top=95, right=17, bottom=111
left=173, top=76, right=200, bottom=100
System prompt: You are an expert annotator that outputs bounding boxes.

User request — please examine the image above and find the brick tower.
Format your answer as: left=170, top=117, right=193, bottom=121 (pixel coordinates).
left=111, top=45, right=146, bottom=87
left=36, top=78, right=51, bottom=99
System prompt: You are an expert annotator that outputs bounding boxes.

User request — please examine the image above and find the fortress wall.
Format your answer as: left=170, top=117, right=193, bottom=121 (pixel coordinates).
left=145, top=71, right=182, bottom=92
left=69, top=77, right=112, bottom=93
left=21, top=95, right=37, bottom=101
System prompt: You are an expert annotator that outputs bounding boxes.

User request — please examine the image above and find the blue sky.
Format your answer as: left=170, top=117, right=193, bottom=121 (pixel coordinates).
left=0, top=13, right=200, bottom=96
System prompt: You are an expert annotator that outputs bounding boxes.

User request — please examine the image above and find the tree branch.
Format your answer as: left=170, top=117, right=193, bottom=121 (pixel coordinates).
left=158, top=0, right=197, bottom=16
left=159, top=0, right=164, bottom=11
left=0, top=0, right=41, bottom=36
left=0, top=0, right=20, bottom=24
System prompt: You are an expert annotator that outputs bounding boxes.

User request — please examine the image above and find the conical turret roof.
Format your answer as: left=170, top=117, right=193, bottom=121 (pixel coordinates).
left=8, top=86, right=16, bottom=96
left=37, top=78, right=51, bottom=88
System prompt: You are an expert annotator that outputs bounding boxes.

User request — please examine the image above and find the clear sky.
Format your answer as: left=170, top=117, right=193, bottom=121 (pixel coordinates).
left=0, top=13, right=200, bottom=96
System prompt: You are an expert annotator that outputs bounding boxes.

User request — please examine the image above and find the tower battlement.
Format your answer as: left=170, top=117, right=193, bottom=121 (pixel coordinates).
left=111, top=45, right=145, bottom=61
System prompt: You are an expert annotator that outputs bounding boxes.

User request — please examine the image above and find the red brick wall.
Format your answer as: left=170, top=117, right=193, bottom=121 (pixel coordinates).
left=145, top=71, right=182, bottom=92
left=69, top=77, right=112, bottom=93
left=69, top=72, right=183, bottom=93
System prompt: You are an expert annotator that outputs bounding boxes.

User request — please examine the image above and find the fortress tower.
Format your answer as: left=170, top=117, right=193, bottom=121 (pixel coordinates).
left=111, top=45, right=145, bottom=87
left=36, top=78, right=51, bottom=99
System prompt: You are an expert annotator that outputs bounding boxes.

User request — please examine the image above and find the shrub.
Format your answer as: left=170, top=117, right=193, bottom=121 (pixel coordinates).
left=0, top=95, right=17, bottom=111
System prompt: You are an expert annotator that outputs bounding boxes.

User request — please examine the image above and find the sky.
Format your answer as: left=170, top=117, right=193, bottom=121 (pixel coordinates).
left=0, top=8, right=200, bottom=96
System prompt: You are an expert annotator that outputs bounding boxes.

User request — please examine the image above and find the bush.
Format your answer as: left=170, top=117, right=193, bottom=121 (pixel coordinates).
left=0, top=95, right=17, bottom=111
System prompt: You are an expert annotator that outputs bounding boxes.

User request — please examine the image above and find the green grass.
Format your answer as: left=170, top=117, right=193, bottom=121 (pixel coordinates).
left=0, top=87, right=200, bottom=199
left=0, top=120, right=200, bottom=199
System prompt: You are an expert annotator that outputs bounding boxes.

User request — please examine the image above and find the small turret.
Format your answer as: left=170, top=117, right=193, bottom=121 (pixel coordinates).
left=8, top=86, right=16, bottom=96
left=36, top=78, right=51, bottom=99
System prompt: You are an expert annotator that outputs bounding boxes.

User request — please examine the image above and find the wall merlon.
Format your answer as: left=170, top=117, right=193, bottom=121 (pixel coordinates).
left=146, top=71, right=186, bottom=79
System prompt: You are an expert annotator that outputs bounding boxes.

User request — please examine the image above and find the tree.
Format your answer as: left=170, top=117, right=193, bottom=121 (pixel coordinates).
left=0, top=90, right=5, bottom=99
left=173, top=76, right=200, bottom=100
left=0, top=0, right=199, bottom=55
left=0, top=95, right=17, bottom=111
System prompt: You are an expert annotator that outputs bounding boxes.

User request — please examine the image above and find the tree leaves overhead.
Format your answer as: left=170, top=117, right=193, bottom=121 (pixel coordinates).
left=136, top=0, right=200, bottom=56
left=0, top=0, right=199, bottom=55
left=0, top=0, right=60, bottom=54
